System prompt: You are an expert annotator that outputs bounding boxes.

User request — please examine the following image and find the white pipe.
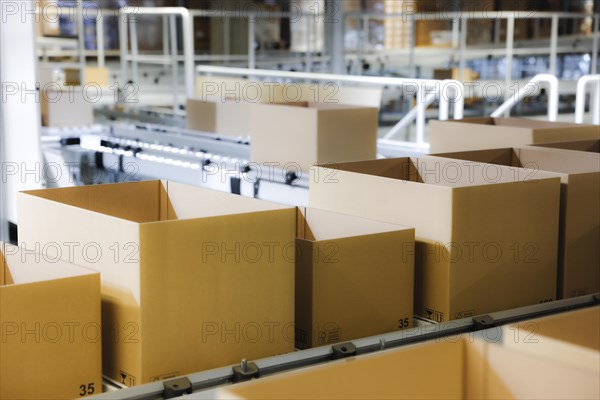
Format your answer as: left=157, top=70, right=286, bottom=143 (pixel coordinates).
left=491, top=74, right=559, bottom=122
left=383, top=92, right=437, bottom=141
left=575, top=75, right=600, bottom=124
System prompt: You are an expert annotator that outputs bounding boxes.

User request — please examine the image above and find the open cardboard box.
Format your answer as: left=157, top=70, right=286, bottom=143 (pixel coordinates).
left=251, top=102, right=379, bottom=171
left=429, top=117, right=600, bottom=153
left=531, top=139, right=600, bottom=154
left=310, top=156, right=560, bottom=322
left=1, top=242, right=102, bottom=399
left=17, top=180, right=296, bottom=385
left=216, top=319, right=599, bottom=399
left=295, top=207, right=414, bottom=349
left=431, top=147, right=600, bottom=298
left=41, top=86, right=94, bottom=127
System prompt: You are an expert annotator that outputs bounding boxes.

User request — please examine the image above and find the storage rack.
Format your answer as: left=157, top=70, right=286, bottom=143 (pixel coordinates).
left=92, top=294, right=600, bottom=399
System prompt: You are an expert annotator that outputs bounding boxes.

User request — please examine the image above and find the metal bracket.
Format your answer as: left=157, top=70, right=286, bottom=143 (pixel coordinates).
left=163, top=377, right=192, bottom=399
left=232, top=359, right=259, bottom=383
left=473, top=315, right=496, bottom=329
left=332, top=342, right=357, bottom=359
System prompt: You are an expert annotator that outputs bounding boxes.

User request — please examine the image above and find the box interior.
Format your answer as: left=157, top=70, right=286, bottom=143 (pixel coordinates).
left=433, top=147, right=599, bottom=175
left=449, top=117, right=585, bottom=129
left=297, top=207, right=409, bottom=241
left=21, top=180, right=289, bottom=224
left=321, top=156, right=548, bottom=188
left=535, top=139, right=600, bottom=153
left=0, top=243, right=93, bottom=287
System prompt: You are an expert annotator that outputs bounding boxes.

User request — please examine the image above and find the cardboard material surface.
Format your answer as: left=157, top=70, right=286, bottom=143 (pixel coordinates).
left=432, top=147, right=600, bottom=298
left=531, top=139, right=600, bottom=154
left=251, top=102, right=379, bottom=171
left=17, top=181, right=296, bottom=385
left=0, top=243, right=102, bottom=399
left=429, top=117, right=600, bottom=153
left=41, top=86, right=94, bottom=127
left=310, top=156, right=560, bottom=321
left=217, top=321, right=599, bottom=400
left=295, top=207, right=414, bottom=348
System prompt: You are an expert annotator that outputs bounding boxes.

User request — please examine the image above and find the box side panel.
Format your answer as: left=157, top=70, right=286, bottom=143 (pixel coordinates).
left=0, top=275, right=102, bottom=399
left=532, top=139, right=600, bottom=153
left=560, top=173, right=600, bottom=297
left=294, top=239, right=314, bottom=349
left=531, top=125, right=600, bottom=144
left=518, top=147, right=600, bottom=175
left=250, top=104, right=318, bottom=171
left=186, top=99, right=217, bottom=132
left=429, top=120, right=533, bottom=153
left=221, top=340, right=465, bottom=399
left=139, top=208, right=296, bottom=383
left=316, top=108, right=378, bottom=165
left=20, top=180, right=161, bottom=223
left=17, top=192, right=143, bottom=384
left=448, top=179, right=560, bottom=319
left=311, top=230, right=414, bottom=346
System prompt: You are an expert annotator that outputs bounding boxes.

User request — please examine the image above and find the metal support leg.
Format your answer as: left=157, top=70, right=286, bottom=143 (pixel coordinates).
left=592, top=15, right=599, bottom=75
left=119, top=10, right=129, bottom=87
left=459, top=18, right=467, bottom=82
left=504, top=15, right=515, bottom=117
left=248, top=17, right=256, bottom=69
left=77, top=2, right=86, bottom=84
left=409, top=16, right=416, bottom=78
left=96, top=14, right=105, bottom=69
left=549, top=15, right=558, bottom=76
left=130, top=16, right=139, bottom=85
left=170, top=15, right=179, bottom=113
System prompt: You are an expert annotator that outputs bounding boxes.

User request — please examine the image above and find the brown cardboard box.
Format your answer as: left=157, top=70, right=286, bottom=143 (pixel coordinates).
left=429, top=117, right=600, bottom=153
left=17, top=180, right=296, bottom=385
left=433, top=68, right=480, bottom=81
left=64, top=67, right=110, bottom=86
left=41, top=86, right=94, bottom=127
left=431, top=147, right=600, bottom=299
left=310, top=156, right=560, bottom=322
left=189, top=80, right=381, bottom=136
left=186, top=98, right=253, bottom=136
left=295, top=207, right=414, bottom=349
left=532, top=139, right=600, bottom=154
left=0, top=242, right=102, bottom=399
left=251, top=102, right=378, bottom=171
left=216, top=331, right=599, bottom=399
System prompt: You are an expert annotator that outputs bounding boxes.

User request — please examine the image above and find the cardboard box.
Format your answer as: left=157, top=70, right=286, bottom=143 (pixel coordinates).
left=64, top=67, right=110, bottom=86
left=41, top=86, right=94, bottom=127
left=251, top=102, right=378, bottom=171
left=1, top=242, right=102, bottom=399
left=216, top=332, right=599, bottom=399
left=431, top=147, right=600, bottom=299
left=310, top=156, right=560, bottom=322
left=295, top=207, right=415, bottom=349
left=532, top=139, right=600, bottom=154
left=17, top=180, right=296, bottom=385
left=429, top=117, right=600, bottom=153
left=189, top=80, right=381, bottom=136
left=433, top=68, right=480, bottom=81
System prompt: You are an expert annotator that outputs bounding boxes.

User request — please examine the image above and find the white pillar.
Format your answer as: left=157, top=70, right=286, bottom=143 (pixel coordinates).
left=0, top=0, right=44, bottom=240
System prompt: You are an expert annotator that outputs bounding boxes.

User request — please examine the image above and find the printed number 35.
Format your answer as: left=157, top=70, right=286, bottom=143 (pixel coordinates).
left=79, top=383, right=95, bottom=396
left=398, top=318, right=410, bottom=328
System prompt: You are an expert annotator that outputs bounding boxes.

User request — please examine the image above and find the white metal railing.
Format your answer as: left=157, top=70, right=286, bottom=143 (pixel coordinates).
left=491, top=74, right=559, bottom=121
left=196, top=65, right=465, bottom=149
left=119, top=7, right=195, bottom=107
left=346, top=11, right=599, bottom=82
left=575, top=74, right=600, bottom=124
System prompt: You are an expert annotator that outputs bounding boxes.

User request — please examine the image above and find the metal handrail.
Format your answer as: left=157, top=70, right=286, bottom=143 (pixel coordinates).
left=491, top=74, right=559, bottom=121
left=118, top=7, right=195, bottom=100
left=196, top=65, right=465, bottom=148
left=575, top=75, right=600, bottom=124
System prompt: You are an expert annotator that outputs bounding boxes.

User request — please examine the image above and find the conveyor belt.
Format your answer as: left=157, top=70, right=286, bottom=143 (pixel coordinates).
left=92, top=293, right=599, bottom=399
